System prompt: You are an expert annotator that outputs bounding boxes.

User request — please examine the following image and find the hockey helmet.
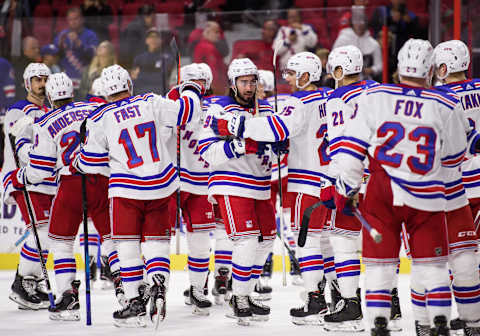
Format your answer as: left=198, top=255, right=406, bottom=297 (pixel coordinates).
left=397, top=39, right=434, bottom=79
left=46, top=72, right=74, bottom=104
left=227, top=58, right=258, bottom=87
left=283, top=52, right=322, bottom=89
left=91, top=77, right=105, bottom=97
left=101, top=64, right=132, bottom=97
left=327, top=45, right=363, bottom=80
left=433, top=40, right=470, bottom=80
left=258, top=70, right=274, bottom=92
left=23, top=63, right=51, bottom=92
left=181, top=63, right=213, bottom=90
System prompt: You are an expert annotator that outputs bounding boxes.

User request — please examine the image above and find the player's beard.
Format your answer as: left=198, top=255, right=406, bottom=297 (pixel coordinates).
left=236, top=90, right=255, bottom=106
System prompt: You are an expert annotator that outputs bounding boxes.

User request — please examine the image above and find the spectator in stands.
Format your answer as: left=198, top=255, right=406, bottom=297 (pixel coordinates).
left=41, top=44, right=61, bottom=74
left=0, top=57, right=15, bottom=118
left=0, top=0, right=32, bottom=58
left=12, top=36, right=41, bottom=100
left=54, top=7, right=99, bottom=94
left=119, top=4, right=156, bottom=68
left=231, top=19, right=278, bottom=72
left=79, top=40, right=116, bottom=98
left=273, top=8, right=318, bottom=69
left=333, top=7, right=382, bottom=81
left=193, top=21, right=228, bottom=95
left=370, top=0, right=422, bottom=56
left=338, top=0, right=370, bottom=31
left=315, top=47, right=334, bottom=88
left=131, top=28, right=174, bottom=95
left=81, top=0, right=114, bottom=43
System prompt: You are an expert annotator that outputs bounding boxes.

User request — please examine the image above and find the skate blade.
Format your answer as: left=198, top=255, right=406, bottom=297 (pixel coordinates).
left=184, top=297, right=192, bottom=306
left=388, top=319, right=403, bottom=332
left=324, top=320, right=365, bottom=332
left=113, top=316, right=147, bottom=328
left=49, top=310, right=80, bottom=321
left=9, top=293, right=41, bottom=310
left=153, top=299, right=166, bottom=330
left=192, top=306, right=210, bottom=316
left=225, top=311, right=236, bottom=319
left=237, top=317, right=250, bottom=326
left=291, top=315, right=325, bottom=326
left=251, top=314, right=269, bottom=322
left=450, top=330, right=464, bottom=336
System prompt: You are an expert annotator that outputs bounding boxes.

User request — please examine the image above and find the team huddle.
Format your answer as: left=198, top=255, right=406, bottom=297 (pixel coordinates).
left=2, top=37, right=480, bottom=336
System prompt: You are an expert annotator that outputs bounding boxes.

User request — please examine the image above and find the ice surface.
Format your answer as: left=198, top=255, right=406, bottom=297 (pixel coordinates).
left=0, top=271, right=439, bottom=335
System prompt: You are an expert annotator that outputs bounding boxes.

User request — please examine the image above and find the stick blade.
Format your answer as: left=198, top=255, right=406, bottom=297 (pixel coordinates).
left=169, top=37, right=179, bottom=56
left=273, top=40, right=283, bottom=67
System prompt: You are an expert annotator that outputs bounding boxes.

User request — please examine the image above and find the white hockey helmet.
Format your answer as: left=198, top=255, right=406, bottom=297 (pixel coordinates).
left=91, top=77, right=105, bottom=97
left=23, top=63, right=51, bottom=92
left=46, top=72, right=74, bottom=104
left=283, top=52, right=322, bottom=89
left=327, top=45, right=363, bottom=80
left=228, top=58, right=258, bottom=86
left=258, top=70, right=274, bottom=92
left=181, top=63, right=213, bottom=90
left=397, top=39, right=434, bottom=79
left=101, top=64, right=132, bottom=97
left=433, top=40, right=470, bottom=80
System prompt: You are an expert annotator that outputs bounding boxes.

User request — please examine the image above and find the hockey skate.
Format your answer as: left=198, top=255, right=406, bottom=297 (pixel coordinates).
left=212, top=267, right=229, bottom=305
left=371, top=316, right=390, bottom=336
left=111, top=270, right=128, bottom=308
left=415, top=321, right=431, bottom=336
left=328, top=279, right=342, bottom=312
left=290, top=290, right=328, bottom=325
left=248, top=296, right=270, bottom=321
left=190, top=285, right=212, bottom=316
left=450, top=318, right=465, bottom=335
left=34, top=277, right=53, bottom=309
left=323, top=297, right=365, bottom=332
left=113, top=296, right=147, bottom=328
left=229, top=295, right=252, bottom=326
left=253, top=279, right=272, bottom=301
left=100, top=255, right=113, bottom=289
left=184, top=277, right=209, bottom=306
left=149, top=274, right=167, bottom=329
left=49, top=280, right=81, bottom=321
left=464, top=320, right=480, bottom=336
left=388, top=288, right=402, bottom=332
left=9, top=271, right=42, bottom=310
left=431, top=315, right=450, bottom=336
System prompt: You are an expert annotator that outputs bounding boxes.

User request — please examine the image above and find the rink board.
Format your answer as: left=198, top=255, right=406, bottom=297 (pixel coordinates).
left=0, top=253, right=412, bottom=273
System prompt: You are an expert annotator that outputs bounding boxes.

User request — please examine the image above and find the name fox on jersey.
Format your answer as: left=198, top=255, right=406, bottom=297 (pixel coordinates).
left=394, top=99, right=423, bottom=118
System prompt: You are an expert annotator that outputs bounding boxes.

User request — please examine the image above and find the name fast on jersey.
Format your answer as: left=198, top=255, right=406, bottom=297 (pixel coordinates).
left=47, top=109, right=92, bottom=138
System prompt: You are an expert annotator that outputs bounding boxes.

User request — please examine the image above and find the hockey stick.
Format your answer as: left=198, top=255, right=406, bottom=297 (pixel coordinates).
left=272, top=39, right=287, bottom=287
left=8, top=134, right=55, bottom=309
left=276, top=231, right=301, bottom=273
left=7, top=229, right=30, bottom=253
left=79, top=120, right=92, bottom=325
left=170, top=37, right=182, bottom=256
left=298, top=201, right=382, bottom=247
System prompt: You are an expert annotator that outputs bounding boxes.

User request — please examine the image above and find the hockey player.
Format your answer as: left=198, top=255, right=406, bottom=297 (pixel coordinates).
left=198, top=58, right=275, bottom=325
left=209, top=52, right=334, bottom=325
left=167, top=63, right=216, bottom=315
left=321, top=45, right=379, bottom=332
left=433, top=40, right=480, bottom=335
left=72, top=64, right=204, bottom=327
left=10, top=72, right=124, bottom=321
left=3, top=63, right=54, bottom=310
left=332, top=39, right=468, bottom=335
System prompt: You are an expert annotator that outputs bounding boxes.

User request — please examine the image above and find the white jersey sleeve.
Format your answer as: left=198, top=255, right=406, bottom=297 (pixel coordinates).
left=22, top=125, right=57, bottom=184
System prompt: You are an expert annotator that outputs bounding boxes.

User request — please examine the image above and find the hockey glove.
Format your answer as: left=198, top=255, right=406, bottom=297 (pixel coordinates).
left=334, top=178, right=359, bottom=216
left=320, top=185, right=336, bottom=209
left=11, top=168, right=26, bottom=189
left=10, top=116, right=34, bottom=137
left=211, top=114, right=245, bottom=138
left=179, top=80, right=206, bottom=98
left=270, top=139, right=289, bottom=155
left=225, top=138, right=245, bottom=158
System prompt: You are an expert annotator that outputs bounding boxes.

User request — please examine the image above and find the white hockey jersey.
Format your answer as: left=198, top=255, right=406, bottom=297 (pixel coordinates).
left=19, top=101, right=103, bottom=184
left=2, top=100, right=56, bottom=204
left=438, top=79, right=480, bottom=200
left=73, top=91, right=201, bottom=200
left=199, top=96, right=274, bottom=201
left=327, top=80, right=379, bottom=192
left=266, top=94, right=289, bottom=183
left=243, top=88, right=333, bottom=197
left=334, top=84, right=467, bottom=212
